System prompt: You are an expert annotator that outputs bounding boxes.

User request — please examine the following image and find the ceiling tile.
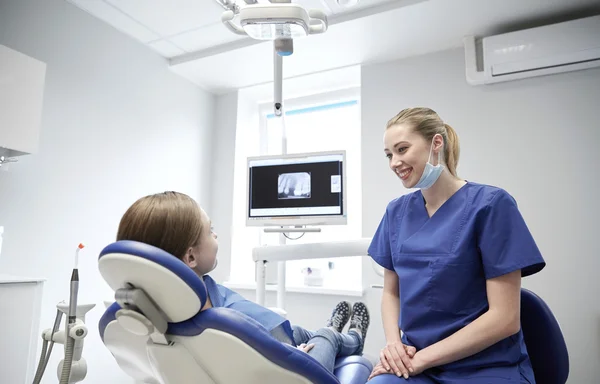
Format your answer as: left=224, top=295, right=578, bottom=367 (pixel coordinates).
left=169, top=22, right=247, bottom=53
left=68, top=0, right=159, bottom=43
left=147, top=40, right=186, bottom=58
left=105, top=0, right=226, bottom=37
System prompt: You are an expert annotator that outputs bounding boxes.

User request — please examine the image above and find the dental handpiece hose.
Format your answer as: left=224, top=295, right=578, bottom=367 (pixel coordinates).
left=59, top=243, right=84, bottom=384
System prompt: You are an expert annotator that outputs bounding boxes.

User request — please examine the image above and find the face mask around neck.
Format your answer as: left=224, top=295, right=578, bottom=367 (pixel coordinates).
left=412, top=138, right=444, bottom=190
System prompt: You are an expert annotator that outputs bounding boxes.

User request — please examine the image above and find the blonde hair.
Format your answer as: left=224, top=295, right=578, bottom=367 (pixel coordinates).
left=116, top=191, right=203, bottom=260
left=386, top=107, right=460, bottom=177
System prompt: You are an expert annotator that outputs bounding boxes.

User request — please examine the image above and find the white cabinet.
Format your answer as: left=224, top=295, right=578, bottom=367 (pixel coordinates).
left=0, top=44, right=47, bottom=158
left=0, top=275, right=45, bottom=384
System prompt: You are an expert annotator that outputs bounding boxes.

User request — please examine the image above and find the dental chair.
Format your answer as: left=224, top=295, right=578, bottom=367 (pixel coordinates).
left=520, top=288, right=569, bottom=384
left=97, top=240, right=373, bottom=384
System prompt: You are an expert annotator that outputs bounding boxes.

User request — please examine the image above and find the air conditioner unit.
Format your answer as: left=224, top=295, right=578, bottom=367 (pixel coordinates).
left=464, top=15, right=600, bottom=85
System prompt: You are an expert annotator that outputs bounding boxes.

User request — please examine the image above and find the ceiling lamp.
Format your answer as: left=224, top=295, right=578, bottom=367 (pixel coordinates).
left=221, top=2, right=328, bottom=41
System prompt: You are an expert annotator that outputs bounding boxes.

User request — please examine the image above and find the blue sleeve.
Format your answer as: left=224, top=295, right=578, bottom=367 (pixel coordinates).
left=203, top=276, right=296, bottom=345
left=477, top=189, right=546, bottom=279
left=368, top=209, right=394, bottom=271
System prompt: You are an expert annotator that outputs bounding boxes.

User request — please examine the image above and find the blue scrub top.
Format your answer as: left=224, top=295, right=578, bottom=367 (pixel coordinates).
left=202, top=275, right=296, bottom=345
left=369, top=182, right=545, bottom=382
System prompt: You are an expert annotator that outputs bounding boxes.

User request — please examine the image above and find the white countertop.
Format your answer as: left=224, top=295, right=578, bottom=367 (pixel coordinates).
left=0, top=274, right=46, bottom=284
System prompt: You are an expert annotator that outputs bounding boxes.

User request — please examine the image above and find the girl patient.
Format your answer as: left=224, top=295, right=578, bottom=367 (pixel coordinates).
left=116, top=191, right=370, bottom=374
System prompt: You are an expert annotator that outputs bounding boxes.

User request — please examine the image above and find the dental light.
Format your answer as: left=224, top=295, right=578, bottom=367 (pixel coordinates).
left=221, top=0, right=329, bottom=116
left=221, top=3, right=328, bottom=41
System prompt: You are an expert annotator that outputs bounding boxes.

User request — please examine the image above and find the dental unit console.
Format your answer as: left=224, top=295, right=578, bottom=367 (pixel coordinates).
left=32, top=243, right=95, bottom=384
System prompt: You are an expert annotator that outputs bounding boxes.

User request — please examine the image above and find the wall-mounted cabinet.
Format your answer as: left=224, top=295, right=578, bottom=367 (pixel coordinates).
left=0, top=44, right=47, bottom=158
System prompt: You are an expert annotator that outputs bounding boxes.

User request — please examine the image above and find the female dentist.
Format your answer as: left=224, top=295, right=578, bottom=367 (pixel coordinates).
left=366, top=107, right=546, bottom=383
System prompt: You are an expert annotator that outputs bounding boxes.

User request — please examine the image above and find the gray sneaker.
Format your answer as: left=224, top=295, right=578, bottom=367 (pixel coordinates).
left=348, top=302, right=370, bottom=340
left=326, top=301, right=352, bottom=332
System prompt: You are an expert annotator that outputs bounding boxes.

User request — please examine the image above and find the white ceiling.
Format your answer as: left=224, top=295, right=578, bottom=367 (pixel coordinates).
left=67, top=0, right=402, bottom=57
left=67, top=0, right=600, bottom=94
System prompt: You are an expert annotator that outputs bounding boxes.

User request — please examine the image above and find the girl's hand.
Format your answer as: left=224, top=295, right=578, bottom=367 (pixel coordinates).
left=296, top=343, right=314, bottom=353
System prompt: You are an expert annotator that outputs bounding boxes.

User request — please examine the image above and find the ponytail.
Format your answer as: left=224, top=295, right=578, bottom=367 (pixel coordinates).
left=443, top=123, right=460, bottom=177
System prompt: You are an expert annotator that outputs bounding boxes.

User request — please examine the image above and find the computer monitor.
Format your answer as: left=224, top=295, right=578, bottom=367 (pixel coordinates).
left=246, top=150, right=347, bottom=227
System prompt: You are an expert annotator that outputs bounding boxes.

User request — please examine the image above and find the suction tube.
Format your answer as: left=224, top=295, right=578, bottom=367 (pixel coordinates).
left=32, top=309, right=63, bottom=384
left=59, top=243, right=84, bottom=384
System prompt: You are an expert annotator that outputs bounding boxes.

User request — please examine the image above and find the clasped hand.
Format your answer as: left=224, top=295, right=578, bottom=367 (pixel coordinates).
left=368, top=341, right=425, bottom=380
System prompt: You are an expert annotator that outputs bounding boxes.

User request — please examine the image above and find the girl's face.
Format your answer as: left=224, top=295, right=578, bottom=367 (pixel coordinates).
left=183, top=208, right=218, bottom=275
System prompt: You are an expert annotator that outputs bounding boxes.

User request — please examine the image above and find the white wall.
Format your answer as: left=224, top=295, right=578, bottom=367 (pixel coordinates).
left=0, top=0, right=215, bottom=383
left=361, top=48, right=600, bottom=384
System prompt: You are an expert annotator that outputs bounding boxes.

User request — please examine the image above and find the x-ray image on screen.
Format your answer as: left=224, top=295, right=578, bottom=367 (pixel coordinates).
left=247, top=150, right=346, bottom=226
left=278, top=172, right=311, bottom=199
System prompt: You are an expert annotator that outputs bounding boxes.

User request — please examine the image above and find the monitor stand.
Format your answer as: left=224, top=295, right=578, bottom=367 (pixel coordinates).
left=263, top=226, right=321, bottom=234
left=260, top=225, right=322, bottom=316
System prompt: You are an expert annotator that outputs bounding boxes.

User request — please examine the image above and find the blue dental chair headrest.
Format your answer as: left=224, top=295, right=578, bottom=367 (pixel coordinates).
left=98, top=240, right=208, bottom=323
left=97, top=240, right=373, bottom=384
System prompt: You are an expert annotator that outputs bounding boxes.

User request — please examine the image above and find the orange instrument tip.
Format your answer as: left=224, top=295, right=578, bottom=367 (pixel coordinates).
left=78, top=243, right=85, bottom=249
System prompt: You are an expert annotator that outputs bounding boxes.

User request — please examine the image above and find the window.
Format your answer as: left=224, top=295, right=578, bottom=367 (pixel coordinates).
left=229, top=88, right=362, bottom=292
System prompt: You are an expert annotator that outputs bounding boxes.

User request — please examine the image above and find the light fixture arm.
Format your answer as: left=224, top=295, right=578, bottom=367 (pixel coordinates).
left=308, top=9, right=328, bottom=34
left=273, top=41, right=284, bottom=117
left=221, top=10, right=246, bottom=35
